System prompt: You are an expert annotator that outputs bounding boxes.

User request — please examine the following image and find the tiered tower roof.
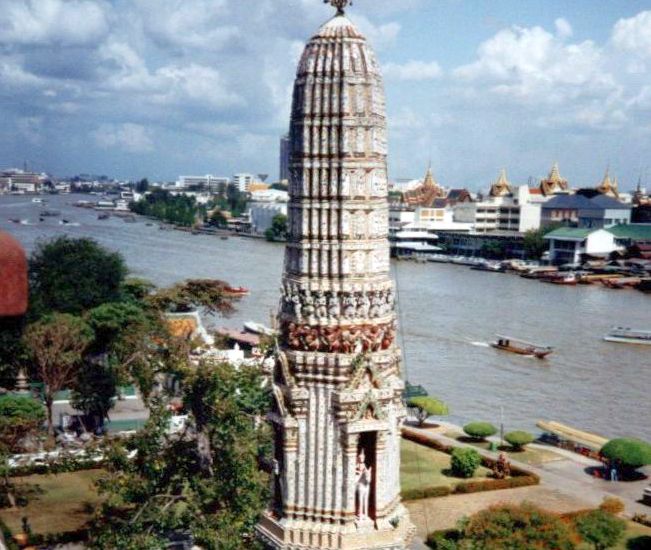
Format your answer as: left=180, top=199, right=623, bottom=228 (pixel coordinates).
left=489, top=168, right=513, bottom=197
left=540, top=162, right=569, bottom=196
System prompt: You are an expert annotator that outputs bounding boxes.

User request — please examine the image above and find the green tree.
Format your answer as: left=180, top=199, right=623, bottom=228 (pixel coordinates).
left=91, top=362, right=271, bottom=549
left=407, top=396, right=449, bottom=426
left=70, top=361, right=117, bottom=432
left=0, top=395, right=45, bottom=507
left=463, top=422, right=497, bottom=441
left=574, top=510, right=625, bottom=550
left=265, top=214, right=288, bottom=242
left=600, top=438, right=651, bottom=477
left=450, top=447, right=481, bottom=478
left=23, top=314, right=94, bottom=438
left=29, top=236, right=127, bottom=317
left=209, top=210, right=228, bottom=228
left=523, top=223, right=562, bottom=260
left=504, top=431, right=535, bottom=451
left=481, top=240, right=507, bottom=260
left=0, top=318, right=26, bottom=388
left=462, top=503, right=576, bottom=550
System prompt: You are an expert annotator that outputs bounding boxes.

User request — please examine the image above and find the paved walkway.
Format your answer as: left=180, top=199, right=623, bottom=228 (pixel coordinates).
left=402, top=425, right=651, bottom=536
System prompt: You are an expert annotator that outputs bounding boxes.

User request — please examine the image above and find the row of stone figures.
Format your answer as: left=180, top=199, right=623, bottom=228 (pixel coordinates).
left=280, top=285, right=394, bottom=322
left=282, top=321, right=395, bottom=353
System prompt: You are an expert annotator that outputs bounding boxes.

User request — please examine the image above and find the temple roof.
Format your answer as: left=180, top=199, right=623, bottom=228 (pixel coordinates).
left=314, top=14, right=363, bottom=39
left=0, top=232, right=28, bottom=317
left=489, top=169, right=513, bottom=197
left=402, top=165, right=445, bottom=207
left=540, top=162, right=569, bottom=196
left=596, top=169, right=619, bottom=198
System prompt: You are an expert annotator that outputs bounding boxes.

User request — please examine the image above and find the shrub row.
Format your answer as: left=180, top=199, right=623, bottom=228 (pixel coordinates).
left=401, top=473, right=540, bottom=501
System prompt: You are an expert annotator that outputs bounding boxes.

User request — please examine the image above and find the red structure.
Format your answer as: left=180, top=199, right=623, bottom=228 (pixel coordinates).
left=0, top=232, right=28, bottom=317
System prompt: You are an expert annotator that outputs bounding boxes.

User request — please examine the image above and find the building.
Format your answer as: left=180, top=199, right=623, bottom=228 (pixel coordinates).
left=402, top=165, right=445, bottom=207
left=248, top=189, right=289, bottom=234
left=541, top=194, right=631, bottom=229
left=545, top=227, right=620, bottom=265
left=257, top=3, right=413, bottom=549
left=607, top=223, right=651, bottom=248
left=177, top=175, right=230, bottom=192
left=0, top=170, right=43, bottom=193
left=539, top=162, right=570, bottom=196
left=279, top=134, right=291, bottom=183
left=232, top=173, right=255, bottom=193
left=454, top=170, right=522, bottom=233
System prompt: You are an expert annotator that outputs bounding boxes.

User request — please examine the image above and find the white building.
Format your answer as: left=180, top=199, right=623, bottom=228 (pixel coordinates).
left=248, top=189, right=289, bottom=234
left=232, top=173, right=255, bottom=193
left=177, top=175, right=230, bottom=192
left=544, top=227, right=620, bottom=265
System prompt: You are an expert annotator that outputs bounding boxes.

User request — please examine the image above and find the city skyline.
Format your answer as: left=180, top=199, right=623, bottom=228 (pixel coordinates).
left=0, top=0, right=650, bottom=189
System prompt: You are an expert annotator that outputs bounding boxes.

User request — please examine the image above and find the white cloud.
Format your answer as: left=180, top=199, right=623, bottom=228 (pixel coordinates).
left=612, top=11, right=651, bottom=58
left=384, top=60, right=442, bottom=81
left=91, top=123, right=154, bottom=153
left=454, top=24, right=617, bottom=106
left=554, top=18, right=573, bottom=39
left=0, top=0, right=109, bottom=46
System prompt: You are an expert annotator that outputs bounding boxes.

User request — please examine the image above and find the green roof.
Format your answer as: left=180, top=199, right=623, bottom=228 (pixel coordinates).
left=544, top=227, right=596, bottom=240
left=607, top=224, right=651, bottom=240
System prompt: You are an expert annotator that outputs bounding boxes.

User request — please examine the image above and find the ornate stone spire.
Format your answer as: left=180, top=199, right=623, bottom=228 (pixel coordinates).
left=489, top=168, right=513, bottom=197
left=257, top=7, right=414, bottom=550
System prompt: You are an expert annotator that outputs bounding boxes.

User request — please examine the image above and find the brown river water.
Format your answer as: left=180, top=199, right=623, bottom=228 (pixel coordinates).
left=2, top=194, right=650, bottom=440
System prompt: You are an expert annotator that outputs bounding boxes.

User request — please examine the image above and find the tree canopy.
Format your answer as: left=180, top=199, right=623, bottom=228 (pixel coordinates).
left=601, top=438, right=651, bottom=472
left=574, top=510, right=626, bottom=550
left=29, top=236, right=127, bottom=317
left=265, top=214, right=288, bottom=242
left=91, top=362, right=271, bottom=549
left=407, top=397, right=449, bottom=426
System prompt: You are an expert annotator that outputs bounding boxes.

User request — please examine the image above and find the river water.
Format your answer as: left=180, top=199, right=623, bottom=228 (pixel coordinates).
left=2, top=194, right=649, bottom=441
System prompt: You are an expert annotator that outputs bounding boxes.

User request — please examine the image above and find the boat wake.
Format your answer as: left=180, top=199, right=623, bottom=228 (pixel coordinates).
left=469, top=341, right=490, bottom=348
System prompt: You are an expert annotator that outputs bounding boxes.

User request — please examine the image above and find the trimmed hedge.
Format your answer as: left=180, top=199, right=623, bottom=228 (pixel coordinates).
left=601, top=438, right=651, bottom=470
left=504, top=430, right=534, bottom=450
left=450, top=447, right=481, bottom=478
left=463, top=422, right=498, bottom=440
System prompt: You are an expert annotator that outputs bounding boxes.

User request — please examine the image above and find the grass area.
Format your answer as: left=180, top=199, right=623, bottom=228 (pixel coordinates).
left=0, top=469, right=104, bottom=536
left=610, top=521, right=651, bottom=550
left=401, top=438, right=492, bottom=494
left=444, top=431, right=562, bottom=465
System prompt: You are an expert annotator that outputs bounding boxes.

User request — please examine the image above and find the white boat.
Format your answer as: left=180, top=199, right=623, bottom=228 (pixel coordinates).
left=31, top=198, right=46, bottom=204
left=603, top=327, right=651, bottom=346
left=243, top=321, right=276, bottom=337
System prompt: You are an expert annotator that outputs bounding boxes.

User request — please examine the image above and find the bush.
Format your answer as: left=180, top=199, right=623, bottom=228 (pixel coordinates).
left=599, top=496, right=625, bottom=515
left=505, top=430, right=534, bottom=450
left=462, top=503, right=576, bottom=550
left=600, top=438, right=651, bottom=473
left=450, top=447, right=481, bottom=478
left=463, top=422, right=497, bottom=440
left=574, top=509, right=626, bottom=550
left=407, top=397, right=449, bottom=426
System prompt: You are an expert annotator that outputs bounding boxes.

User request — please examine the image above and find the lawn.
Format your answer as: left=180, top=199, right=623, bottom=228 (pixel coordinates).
left=444, top=431, right=562, bottom=465
left=0, top=469, right=104, bottom=537
left=401, top=438, right=493, bottom=495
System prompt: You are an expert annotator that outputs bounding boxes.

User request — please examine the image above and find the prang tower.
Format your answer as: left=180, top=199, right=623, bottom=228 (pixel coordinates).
left=257, top=1, right=414, bottom=548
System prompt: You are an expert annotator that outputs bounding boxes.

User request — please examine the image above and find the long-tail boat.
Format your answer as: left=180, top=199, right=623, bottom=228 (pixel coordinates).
left=491, top=335, right=554, bottom=359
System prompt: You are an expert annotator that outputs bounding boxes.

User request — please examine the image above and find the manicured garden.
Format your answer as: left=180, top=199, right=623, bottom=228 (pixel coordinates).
left=401, top=439, right=494, bottom=499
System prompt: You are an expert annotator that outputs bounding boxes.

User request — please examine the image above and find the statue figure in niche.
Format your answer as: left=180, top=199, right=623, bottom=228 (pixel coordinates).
left=315, top=290, right=328, bottom=319
left=302, top=290, right=315, bottom=318
left=356, top=448, right=372, bottom=520
left=291, top=287, right=302, bottom=320
left=327, top=292, right=341, bottom=318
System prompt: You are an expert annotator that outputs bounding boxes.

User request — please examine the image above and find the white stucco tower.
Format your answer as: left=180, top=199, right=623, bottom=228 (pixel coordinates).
left=257, top=2, right=414, bottom=548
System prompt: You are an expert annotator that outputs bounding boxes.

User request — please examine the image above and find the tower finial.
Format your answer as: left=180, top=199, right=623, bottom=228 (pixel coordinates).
left=324, top=0, right=351, bottom=16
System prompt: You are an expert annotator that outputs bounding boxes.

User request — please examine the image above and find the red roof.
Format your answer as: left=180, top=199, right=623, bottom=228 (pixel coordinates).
left=529, top=188, right=543, bottom=195
left=0, top=232, right=28, bottom=316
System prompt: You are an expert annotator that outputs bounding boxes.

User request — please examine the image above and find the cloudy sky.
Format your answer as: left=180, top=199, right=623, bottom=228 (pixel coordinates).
left=1, top=0, right=650, bottom=190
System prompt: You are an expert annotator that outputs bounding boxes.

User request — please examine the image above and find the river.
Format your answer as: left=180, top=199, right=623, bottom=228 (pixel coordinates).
left=1, top=193, right=649, bottom=441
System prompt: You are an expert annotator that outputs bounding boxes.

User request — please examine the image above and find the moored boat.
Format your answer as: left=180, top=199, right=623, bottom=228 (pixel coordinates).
left=243, top=321, right=275, bottom=337
left=491, top=335, right=553, bottom=359
left=548, top=273, right=578, bottom=285
left=603, top=327, right=651, bottom=346
left=224, top=286, right=250, bottom=297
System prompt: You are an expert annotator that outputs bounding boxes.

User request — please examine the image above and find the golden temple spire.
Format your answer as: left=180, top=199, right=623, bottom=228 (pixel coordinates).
left=549, top=161, right=562, bottom=183
left=423, top=163, right=437, bottom=188
left=489, top=168, right=513, bottom=197
left=324, top=0, right=352, bottom=15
